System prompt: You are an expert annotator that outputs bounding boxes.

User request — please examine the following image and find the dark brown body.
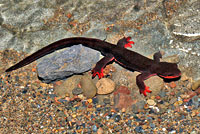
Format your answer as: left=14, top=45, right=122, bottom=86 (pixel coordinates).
left=111, top=46, right=155, bottom=72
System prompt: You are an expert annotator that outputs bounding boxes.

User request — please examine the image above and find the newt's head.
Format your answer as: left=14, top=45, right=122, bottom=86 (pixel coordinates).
left=155, top=62, right=181, bottom=79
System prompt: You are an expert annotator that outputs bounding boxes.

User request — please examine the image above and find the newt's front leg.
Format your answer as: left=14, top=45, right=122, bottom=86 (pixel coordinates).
left=92, top=54, right=114, bottom=78
left=136, top=72, right=156, bottom=96
left=92, top=36, right=134, bottom=79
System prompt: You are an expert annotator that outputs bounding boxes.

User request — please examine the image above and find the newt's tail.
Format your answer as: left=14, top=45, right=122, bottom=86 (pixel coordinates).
left=5, top=37, right=113, bottom=72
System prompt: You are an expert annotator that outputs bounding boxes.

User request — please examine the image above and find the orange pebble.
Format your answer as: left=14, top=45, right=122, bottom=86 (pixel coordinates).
left=66, top=13, right=72, bottom=18
left=183, top=99, right=190, bottom=102
left=32, top=68, right=36, bottom=72
left=169, top=81, right=176, bottom=88
left=155, top=96, right=161, bottom=100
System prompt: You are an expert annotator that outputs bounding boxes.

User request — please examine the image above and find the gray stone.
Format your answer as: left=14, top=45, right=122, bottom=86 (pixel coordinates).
left=72, top=88, right=83, bottom=95
left=37, top=44, right=100, bottom=83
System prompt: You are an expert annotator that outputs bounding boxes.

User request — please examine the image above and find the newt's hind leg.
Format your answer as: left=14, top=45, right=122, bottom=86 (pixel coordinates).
left=136, top=72, right=156, bottom=96
left=92, top=54, right=114, bottom=79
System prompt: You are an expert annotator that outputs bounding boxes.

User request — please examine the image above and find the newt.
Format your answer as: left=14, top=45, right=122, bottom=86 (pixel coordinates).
left=5, top=37, right=181, bottom=96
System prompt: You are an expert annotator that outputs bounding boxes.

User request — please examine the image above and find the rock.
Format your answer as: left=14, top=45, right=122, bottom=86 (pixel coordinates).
left=37, top=45, right=100, bottom=83
left=113, top=86, right=133, bottom=110
left=147, top=99, right=156, bottom=106
left=191, top=79, right=200, bottom=90
left=103, top=98, right=111, bottom=105
left=114, top=86, right=131, bottom=95
left=169, top=81, right=176, bottom=88
left=54, top=75, right=82, bottom=98
left=96, top=78, right=115, bottom=94
left=72, top=88, right=83, bottom=95
left=80, top=76, right=97, bottom=98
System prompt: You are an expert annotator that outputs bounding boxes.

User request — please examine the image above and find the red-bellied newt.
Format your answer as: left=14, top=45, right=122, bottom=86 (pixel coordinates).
left=5, top=37, right=181, bottom=96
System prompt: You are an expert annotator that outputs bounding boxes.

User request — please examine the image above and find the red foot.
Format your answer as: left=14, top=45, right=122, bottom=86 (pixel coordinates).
left=92, top=68, right=104, bottom=79
left=124, top=36, right=135, bottom=48
left=140, top=86, right=152, bottom=97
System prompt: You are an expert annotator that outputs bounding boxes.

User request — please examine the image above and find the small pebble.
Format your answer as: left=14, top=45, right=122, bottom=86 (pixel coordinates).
left=147, top=99, right=156, bottom=106
left=155, top=96, right=161, bottom=100
left=37, top=104, right=41, bottom=108
left=150, top=123, right=155, bottom=129
left=170, top=98, right=177, bottom=104
left=114, top=115, right=121, bottom=122
left=169, top=81, right=176, bottom=88
left=127, top=120, right=132, bottom=125
left=72, top=88, right=83, bottom=95
left=87, top=99, right=93, bottom=103
left=191, top=79, right=200, bottom=90
left=142, top=125, right=148, bottom=129
left=114, top=126, right=122, bottom=132
left=92, top=125, right=97, bottom=132
left=169, top=130, right=176, bottom=134
left=103, top=98, right=110, bottom=105
left=96, top=78, right=115, bottom=94
left=92, top=97, right=98, bottom=104
left=22, top=89, right=27, bottom=94
left=135, top=126, right=143, bottom=133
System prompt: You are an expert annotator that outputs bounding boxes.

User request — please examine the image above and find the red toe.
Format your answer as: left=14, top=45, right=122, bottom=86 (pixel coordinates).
left=124, top=43, right=132, bottom=48
left=140, top=86, right=151, bottom=97
left=126, top=36, right=131, bottom=41
left=145, top=86, right=152, bottom=93
left=92, top=68, right=104, bottom=79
